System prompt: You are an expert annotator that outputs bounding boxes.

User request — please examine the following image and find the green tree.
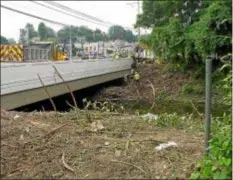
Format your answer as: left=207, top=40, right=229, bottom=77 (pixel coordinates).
left=0, top=36, right=9, bottom=45
left=57, top=26, right=71, bottom=44
left=57, top=25, right=98, bottom=43
left=18, top=23, right=38, bottom=44
left=108, top=25, right=136, bottom=42
left=25, top=23, right=38, bottom=40
left=78, top=26, right=94, bottom=42
left=108, top=25, right=125, bottom=40
left=136, top=0, right=232, bottom=72
left=38, top=22, right=48, bottom=41
left=124, top=30, right=136, bottom=42
left=93, top=28, right=104, bottom=42
left=8, top=38, right=17, bottom=45
left=19, top=29, right=27, bottom=44
left=47, top=27, right=56, bottom=38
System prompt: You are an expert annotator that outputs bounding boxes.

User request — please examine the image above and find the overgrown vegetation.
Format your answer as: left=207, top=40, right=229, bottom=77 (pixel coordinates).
left=136, top=1, right=232, bottom=179
left=191, top=113, right=232, bottom=179
left=190, top=59, right=232, bottom=179
left=136, top=0, right=232, bottom=74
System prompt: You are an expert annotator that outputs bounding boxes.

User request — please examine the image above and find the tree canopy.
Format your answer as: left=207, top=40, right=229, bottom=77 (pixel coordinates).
left=25, top=23, right=38, bottom=39
left=8, top=38, right=17, bottom=45
left=19, top=23, right=38, bottom=43
left=1, top=36, right=9, bottom=45
left=17, top=22, right=136, bottom=46
left=136, top=0, right=232, bottom=73
left=108, top=25, right=136, bottom=42
left=108, top=25, right=125, bottom=40
left=38, top=22, right=48, bottom=41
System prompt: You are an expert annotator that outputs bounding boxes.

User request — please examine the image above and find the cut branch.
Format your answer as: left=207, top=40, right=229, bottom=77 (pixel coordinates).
left=62, top=152, right=75, bottom=172
left=53, top=65, right=78, bottom=108
left=37, top=74, right=57, bottom=116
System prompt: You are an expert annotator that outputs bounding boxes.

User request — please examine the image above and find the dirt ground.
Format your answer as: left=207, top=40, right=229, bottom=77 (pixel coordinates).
left=1, top=109, right=204, bottom=179
left=96, top=62, right=192, bottom=102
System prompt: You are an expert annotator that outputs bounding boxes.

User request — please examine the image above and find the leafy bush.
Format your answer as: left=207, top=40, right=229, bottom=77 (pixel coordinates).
left=155, top=113, right=183, bottom=128
left=136, top=1, right=232, bottom=75
left=190, top=113, right=232, bottom=179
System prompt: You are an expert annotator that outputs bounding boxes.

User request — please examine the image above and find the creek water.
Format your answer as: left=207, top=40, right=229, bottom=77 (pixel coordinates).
left=112, top=99, right=230, bottom=117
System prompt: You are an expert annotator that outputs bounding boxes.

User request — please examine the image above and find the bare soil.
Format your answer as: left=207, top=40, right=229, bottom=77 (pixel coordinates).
left=1, top=109, right=204, bottom=179
left=96, top=62, right=193, bottom=102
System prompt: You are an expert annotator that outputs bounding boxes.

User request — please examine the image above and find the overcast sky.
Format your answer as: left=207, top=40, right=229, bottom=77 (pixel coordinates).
left=1, top=1, right=144, bottom=42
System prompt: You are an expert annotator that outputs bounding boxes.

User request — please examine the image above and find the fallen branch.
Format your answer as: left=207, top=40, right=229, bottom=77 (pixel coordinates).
left=62, top=152, right=75, bottom=172
left=133, top=131, right=158, bottom=134
left=190, top=100, right=204, bottom=119
left=2, top=142, right=19, bottom=149
left=44, top=123, right=69, bottom=138
left=147, top=80, right=156, bottom=110
left=124, top=140, right=130, bottom=156
left=41, top=106, right=46, bottom=112
left=53, top=66, right=78, bottom=108
left=93, top=135, right=162, bottom=144
left=37, top=74, right=57, bottom=118
left=66, top=100, right=80, bottom=122
left=110, top=159, right=149, bottom=176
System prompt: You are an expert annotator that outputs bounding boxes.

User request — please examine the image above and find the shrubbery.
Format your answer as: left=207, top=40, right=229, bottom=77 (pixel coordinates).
left=191, top=113, right=232, bottom=179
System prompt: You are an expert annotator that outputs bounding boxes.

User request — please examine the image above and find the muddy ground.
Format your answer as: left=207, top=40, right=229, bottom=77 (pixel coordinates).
left=1, top=109, right=204, bottom=179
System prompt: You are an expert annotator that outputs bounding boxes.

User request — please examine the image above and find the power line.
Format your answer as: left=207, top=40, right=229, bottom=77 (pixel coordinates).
left=45, top=1, right=107, bottom=24
left=30, top=1, right=111, bottom=28
left=1, top=4, right=69, bottom=27
left=2, top=2, right=134, bottom=33
left=43, top=1, right=134, bottom=31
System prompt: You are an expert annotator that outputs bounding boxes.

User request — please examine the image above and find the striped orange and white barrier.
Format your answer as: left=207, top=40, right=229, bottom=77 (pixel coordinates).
left=0, top=45, right=23, bottom=62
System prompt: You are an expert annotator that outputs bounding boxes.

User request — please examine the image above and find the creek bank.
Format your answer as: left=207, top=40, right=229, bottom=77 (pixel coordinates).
left=95, top=63, right=197, bottom=103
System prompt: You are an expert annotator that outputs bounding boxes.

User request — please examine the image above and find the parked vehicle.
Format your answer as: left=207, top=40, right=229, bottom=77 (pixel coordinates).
left=0, top=42, right=68, bottom=62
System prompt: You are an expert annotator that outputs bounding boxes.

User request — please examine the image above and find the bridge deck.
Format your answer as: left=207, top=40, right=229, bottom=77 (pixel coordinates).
left=1, top=59, right=132, bottom=95
left=1, top=58, right=132, bottom=110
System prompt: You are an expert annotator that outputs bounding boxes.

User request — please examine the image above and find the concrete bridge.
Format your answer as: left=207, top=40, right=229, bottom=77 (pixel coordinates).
left=1, top=58, right=132, bottom=110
